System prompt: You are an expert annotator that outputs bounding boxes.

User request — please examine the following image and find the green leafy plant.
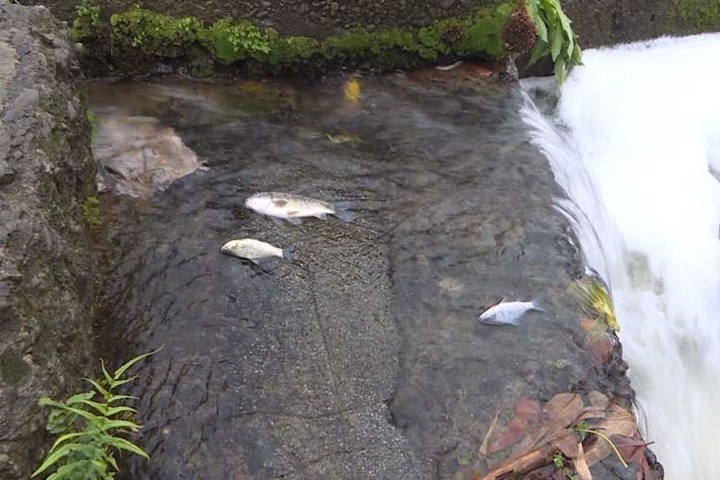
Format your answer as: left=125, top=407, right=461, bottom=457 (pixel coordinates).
left=552, top=452, right=579, bottom=479
left=32, top=348, right=161, bottom=479
left=525, top=0, right=582, bottom=84
left=72, top=0, right=101, bottom=42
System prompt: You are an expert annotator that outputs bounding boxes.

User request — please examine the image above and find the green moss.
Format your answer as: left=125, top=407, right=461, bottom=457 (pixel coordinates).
left=110, top=6, right=202, bottom=57
left=0, top=350, right=30, bottom=386
left=81, top=196, right=101, bottom=228
left=675, top=0, right=720, bottom=29
left=71, top=0, right=101, bottom=43
left=106, top=3, right=518, bottom=75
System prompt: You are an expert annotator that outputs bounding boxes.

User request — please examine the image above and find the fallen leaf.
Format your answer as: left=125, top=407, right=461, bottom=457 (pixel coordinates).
left=552, top=432, right=580, bottom=459
left=583, top=405, right=637, bottom=466
left=572, top=443, right=593, bottom=480
left=487, top=417, right=528, bottom=454
left=586, top=333, right=613, bottom=364
left=344, top=79, right=360, bottom=104
left=588, top=391, right=609, bottom=411
left=610, top=434, right=653, bottom=464
left=515, top=398, right=541, bottom=420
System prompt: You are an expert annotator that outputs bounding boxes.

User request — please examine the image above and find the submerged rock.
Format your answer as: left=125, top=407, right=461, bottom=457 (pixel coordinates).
left=92, top=110, right=207, bottom=198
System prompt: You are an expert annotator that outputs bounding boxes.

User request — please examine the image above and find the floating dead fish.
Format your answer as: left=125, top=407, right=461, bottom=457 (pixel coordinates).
left=435, top=60, right=463, bottom=71
left=220, top=238, right=292, bottom=265
left=325, top=133, right=361, bottom=144
left=245, top=192, right=354, bottom=225
left=478, top=298, right=544, bottom=326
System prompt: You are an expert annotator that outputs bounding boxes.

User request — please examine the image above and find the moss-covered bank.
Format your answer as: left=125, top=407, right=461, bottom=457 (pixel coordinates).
left=74, top=3, right=519, bottom=77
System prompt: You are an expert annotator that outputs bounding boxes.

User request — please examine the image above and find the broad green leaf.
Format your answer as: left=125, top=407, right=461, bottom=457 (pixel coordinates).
left=84, top=378, right=111, bottom=398
left=65, top=391, right=96, bottom=405
left=549, top=21, right=563, bottom=61
left=105, top=435, right=150, bottom=459
left=527, top=40, right=550, bottom=66
left=525, top=0, right=548, bottom=42
left=49, top=432, right=87, bottom=452
left=107, top=374, right=139, bottom=389
left=107, top=394, right=138, bottom=404
left=50, top=403, right=105, bottom=426
left=78, top=398, right=109, bottom=415
left=32, top=441, right=81, bottom=477
left=101, top=359, right=115, bottom=386
left=99, top=418, right=142, bottom=431
left=113, top=345, right=163, bottom=380
left=571, top=40, right=583, bottom=64
left=106, top=405, right=137, bottom=416
left=554, top=55, right=567, bottom=85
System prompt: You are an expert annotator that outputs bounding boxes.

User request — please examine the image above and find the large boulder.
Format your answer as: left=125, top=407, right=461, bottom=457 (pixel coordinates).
left=0, top=2, right=96, bottom=478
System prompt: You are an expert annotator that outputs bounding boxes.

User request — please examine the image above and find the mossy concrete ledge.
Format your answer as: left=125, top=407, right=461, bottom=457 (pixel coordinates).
left=75, top=3, right=519, bottom=77
left=0, top=1, right=98, bottom=478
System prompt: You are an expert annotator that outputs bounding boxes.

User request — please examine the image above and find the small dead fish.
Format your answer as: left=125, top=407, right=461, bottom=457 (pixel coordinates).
left=435, top=60, right=463, bottom=71
left=478, top=298, right=544, bottom=326
left=326, top=133, right=362, bottom=144
left=220, top=238, right=292, bottom=265
left=245, top=192, right=354, bottom=225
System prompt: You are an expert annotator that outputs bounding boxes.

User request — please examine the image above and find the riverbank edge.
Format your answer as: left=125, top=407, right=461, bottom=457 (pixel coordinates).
left=0, top=2, right=98, bottom=478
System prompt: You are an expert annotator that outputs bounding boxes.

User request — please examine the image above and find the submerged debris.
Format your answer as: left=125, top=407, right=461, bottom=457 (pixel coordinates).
left=93, top=112, right=207, bottom=199
left=476, top=391, right=659, bottom=480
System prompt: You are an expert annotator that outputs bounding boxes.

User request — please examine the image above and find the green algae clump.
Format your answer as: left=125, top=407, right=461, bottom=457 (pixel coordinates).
left=108, top=3, right=518, bottom=75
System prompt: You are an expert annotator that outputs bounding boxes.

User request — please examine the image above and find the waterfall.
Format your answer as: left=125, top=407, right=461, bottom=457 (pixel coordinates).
left=520, top=33, right=720, bottom=480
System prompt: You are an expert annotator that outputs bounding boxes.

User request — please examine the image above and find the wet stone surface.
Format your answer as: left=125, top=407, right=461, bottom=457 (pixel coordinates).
left=91, top=73, right=635, bottom=479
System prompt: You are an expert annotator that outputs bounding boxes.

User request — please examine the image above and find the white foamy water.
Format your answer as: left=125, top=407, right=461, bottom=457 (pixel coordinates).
left=521, top=34, right=720, bottom=479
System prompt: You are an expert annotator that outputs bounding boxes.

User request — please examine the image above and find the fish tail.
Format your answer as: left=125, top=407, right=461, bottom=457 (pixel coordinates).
left=530, top=294, right=547, bottom=313
left=334, top=202, right=355, bottom=223
left=282, top=246, right=295, bottom=261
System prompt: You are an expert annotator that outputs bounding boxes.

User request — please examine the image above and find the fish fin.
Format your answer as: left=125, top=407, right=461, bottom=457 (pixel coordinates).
left=282, top=246, right=295, bottom=261
left=478, top=297, right=505, bottom=316
left=316, top=213, right=328, bottom=220
left=251, top=257, right=273, bottom=269
left=334, top=202, right=355, bottom=223
left=286, top=216, right=303, bottom=225
left=530, top=294, right=547, bottom=313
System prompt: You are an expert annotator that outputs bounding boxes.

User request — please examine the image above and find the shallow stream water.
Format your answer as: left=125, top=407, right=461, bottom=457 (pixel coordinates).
left=90, top=72, right=624, bottom=479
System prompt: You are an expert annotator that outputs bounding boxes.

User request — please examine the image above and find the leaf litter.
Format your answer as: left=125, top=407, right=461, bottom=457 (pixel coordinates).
left=474, top=391, right=658, bottom=480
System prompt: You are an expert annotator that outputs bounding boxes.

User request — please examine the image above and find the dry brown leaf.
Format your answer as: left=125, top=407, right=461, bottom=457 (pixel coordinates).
left=583, top=404, right=638, bottom=466
left=588, top=391, right=609, bottom=410
left=510, top=393, right=584, bottom=456
left=573, top=443, right=593, bottom=480
left=515, top=398, right=541, bottom=420
left=586, top=333, right=613, bottom=364
left=580, top=318, right=596, bottom=331
left=487, top=417, right=528, bottom=454
left=552, top=432, right=581, bottom=459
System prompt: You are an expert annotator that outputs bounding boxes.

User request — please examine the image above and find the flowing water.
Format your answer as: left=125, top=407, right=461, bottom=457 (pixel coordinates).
left=90, top=73, right=635, bottom=479
left=522, top=33, right=720, bottom=480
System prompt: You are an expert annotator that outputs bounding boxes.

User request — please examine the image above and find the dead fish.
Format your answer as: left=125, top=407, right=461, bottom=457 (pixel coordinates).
left=220, top=238, right=292, bottom=265
left=435, top=60, right=463, bottom=71
left=245, top=192, right=354, bottom=225
left=325, top=133, right=362, bottom=144
left=478, top=298, right=544, bottom=326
